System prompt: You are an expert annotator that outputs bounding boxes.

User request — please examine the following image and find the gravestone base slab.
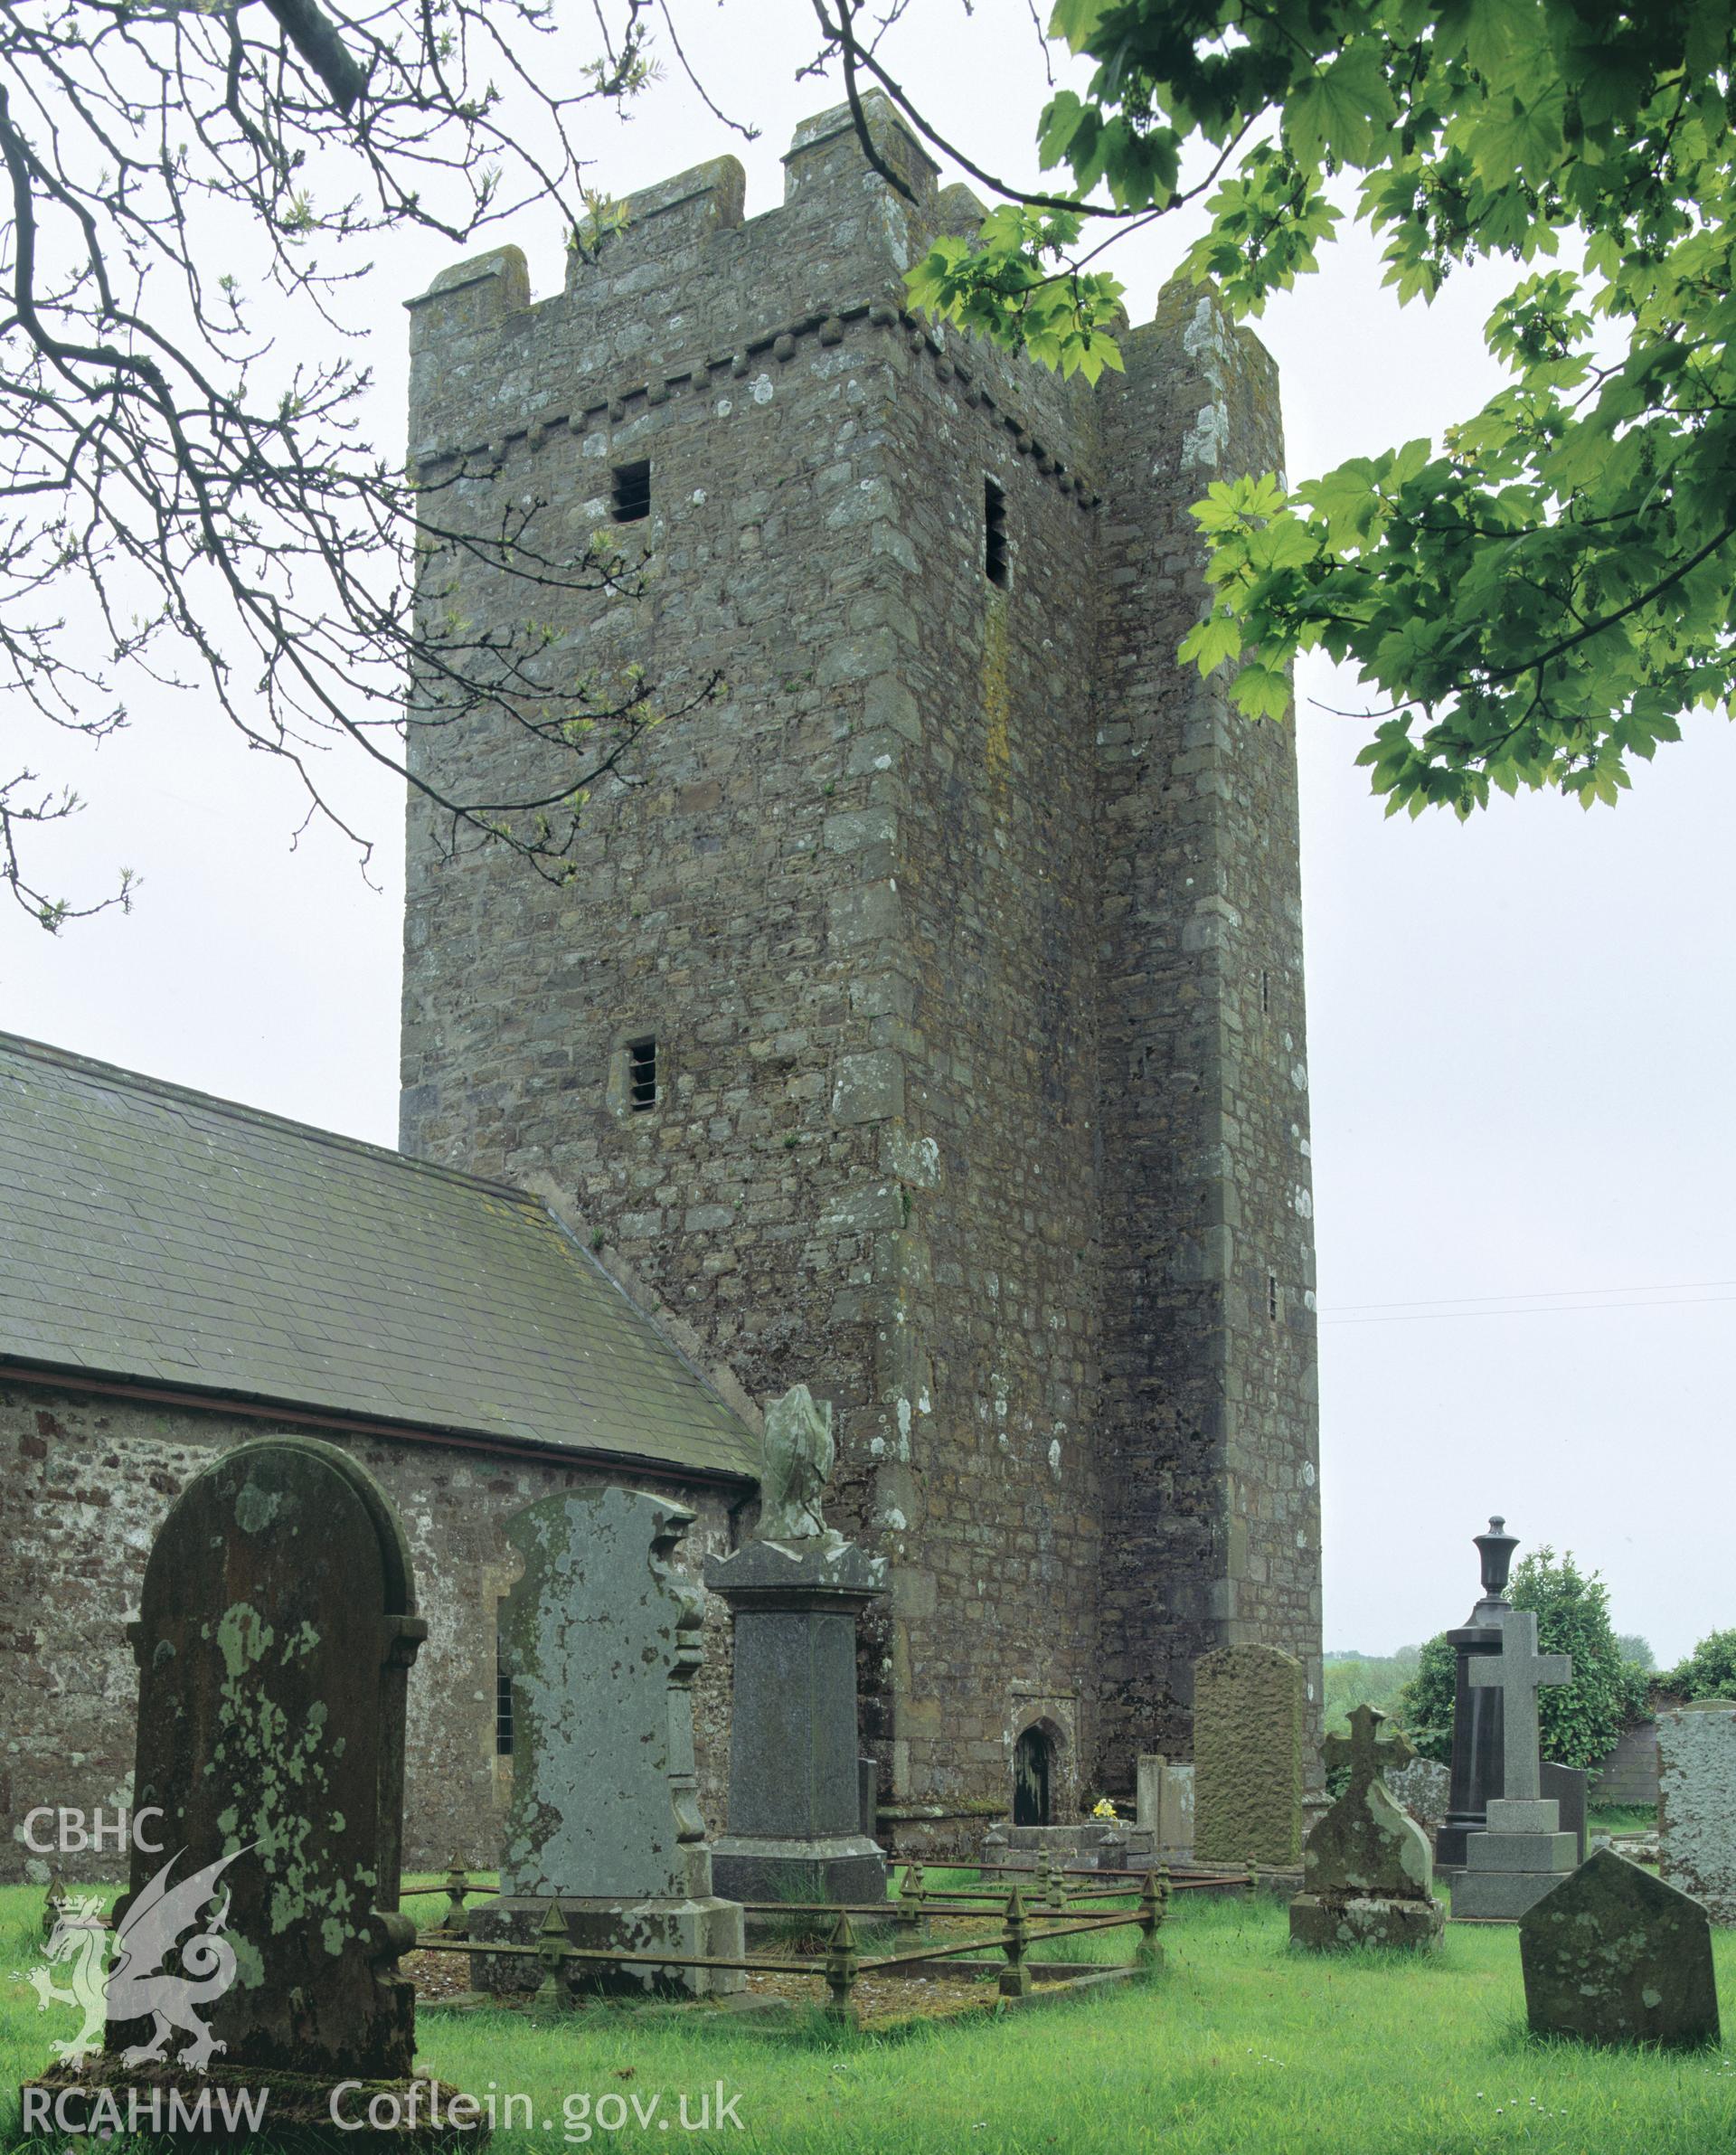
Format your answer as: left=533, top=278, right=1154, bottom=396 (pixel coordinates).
left=1288, top=1891, right=1445, bottom=1952
left=471, top=1895, right=746, bottom=1998
left=1452, top=1857, right=1575, bottom=1922
left=712, top=1831, right=886, bottom=1905
left=21, top=2060, right=485, bottom=2143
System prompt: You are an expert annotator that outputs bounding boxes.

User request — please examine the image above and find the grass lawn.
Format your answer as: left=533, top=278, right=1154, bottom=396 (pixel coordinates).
left=5, top=1875, right=1733, bottom=2152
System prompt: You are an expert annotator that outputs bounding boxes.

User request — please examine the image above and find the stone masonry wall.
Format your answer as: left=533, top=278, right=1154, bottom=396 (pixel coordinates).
left=399, top=92, right=1321, bottom=1809
left=0, top=1382, right=739, bottom=1884
left=1093, top=284, right=1323, bottom=1782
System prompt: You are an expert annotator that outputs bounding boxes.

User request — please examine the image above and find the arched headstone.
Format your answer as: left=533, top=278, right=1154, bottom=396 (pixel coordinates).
left=111, top=1436, right=428, bottom=2079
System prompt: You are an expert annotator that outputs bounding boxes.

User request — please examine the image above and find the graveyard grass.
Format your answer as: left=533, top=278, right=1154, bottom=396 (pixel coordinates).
left=5, top=1879, right=1736, bottom=2152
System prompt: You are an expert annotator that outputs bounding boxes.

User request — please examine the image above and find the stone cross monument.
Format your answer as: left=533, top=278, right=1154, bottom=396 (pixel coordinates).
left=1453, top=1611, right=1578, bottom=1921
left=705, top=1385, right=888, bottom=1903
left=1290, top=1704, right=1445, bottom=1951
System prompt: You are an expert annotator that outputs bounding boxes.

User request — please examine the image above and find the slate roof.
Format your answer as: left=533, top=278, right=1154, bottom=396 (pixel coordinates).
left=0, top=1031, right=758, bottom=1481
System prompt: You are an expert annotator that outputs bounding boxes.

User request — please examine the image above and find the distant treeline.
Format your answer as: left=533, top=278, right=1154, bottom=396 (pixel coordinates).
left=1322, top=1647, right=1423, bottom=1734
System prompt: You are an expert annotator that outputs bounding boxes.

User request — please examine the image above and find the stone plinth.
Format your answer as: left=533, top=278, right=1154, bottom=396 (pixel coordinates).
left=1659, top=1702, right=1736, bottom=1923
left=475, top=1487, right=743, bottom=1995
left=1454, top=1798, right=1577, bottom=1919
left=703, top=1535, right=887, bottom=1905
left=1521, top=1849, right=1720, bottom=2047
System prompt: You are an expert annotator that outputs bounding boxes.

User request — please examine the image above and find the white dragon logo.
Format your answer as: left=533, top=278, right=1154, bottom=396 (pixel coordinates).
left=21, top=1848, right=247, bottom=2071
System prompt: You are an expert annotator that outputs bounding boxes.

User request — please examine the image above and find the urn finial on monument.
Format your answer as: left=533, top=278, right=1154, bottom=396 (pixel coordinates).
left=704, top=1384, right=889, bottom=1903
left=1472, top=1515, right=1520, bottom=1617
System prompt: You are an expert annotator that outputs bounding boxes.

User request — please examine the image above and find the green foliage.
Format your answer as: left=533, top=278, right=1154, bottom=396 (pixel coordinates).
left=1507, top=1547, right=1649, bottom=1769
left=1394, top=1631, right=1458, bottom=1764
left=905, top=0, right=1736, bottom=815
left=1396, top=1548, right=1651, bottom=1771
left=1660, top=1626, right=1736, bottom=1701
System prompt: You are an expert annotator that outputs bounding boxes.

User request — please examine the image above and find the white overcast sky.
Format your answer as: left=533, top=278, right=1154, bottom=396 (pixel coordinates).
left=5, top=3, right=1731, bottom=1664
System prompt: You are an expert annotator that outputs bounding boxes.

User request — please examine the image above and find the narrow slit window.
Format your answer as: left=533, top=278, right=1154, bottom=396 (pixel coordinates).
left=984, top=477, right=1009, bottom=586
left=1267, top=1272, right=1280, bottom=1323
left=495, top=1636, right=514, bottom=1757
left=612, top=458, right=651, bottom=524
left=627, top=1036, right=657, bottom=1111
left=1260, top=968, right=1271, bottom=1015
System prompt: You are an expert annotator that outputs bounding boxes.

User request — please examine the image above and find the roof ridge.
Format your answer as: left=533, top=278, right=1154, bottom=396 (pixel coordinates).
left=0, top=1026, right=530, bottom=1205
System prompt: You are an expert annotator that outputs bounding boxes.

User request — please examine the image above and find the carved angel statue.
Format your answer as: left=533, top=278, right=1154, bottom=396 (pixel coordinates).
left=757, top=1383, right=835, bottom=1544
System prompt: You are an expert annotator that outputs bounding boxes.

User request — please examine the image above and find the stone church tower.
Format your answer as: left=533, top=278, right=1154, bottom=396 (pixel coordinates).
left=400, top=95, right=1321, bottom=1819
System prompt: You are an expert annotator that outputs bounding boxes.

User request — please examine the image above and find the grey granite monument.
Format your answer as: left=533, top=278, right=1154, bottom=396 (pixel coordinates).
left=705, top=1385, right=887, bottom=1903
left=1452, top=1611, right=1577, bottom=1921
left=1539, top=1762, right=1589, bottom=1865
left=1290, top=1705, right=1444, bottom=1950
left=1521, top=1849, right=1720, bottom=2047
left=475, top=1487, right=744, bottom=1994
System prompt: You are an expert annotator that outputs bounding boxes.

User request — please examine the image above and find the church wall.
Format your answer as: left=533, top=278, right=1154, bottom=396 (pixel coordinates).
left=0, top=1383, right=738, bottom=1885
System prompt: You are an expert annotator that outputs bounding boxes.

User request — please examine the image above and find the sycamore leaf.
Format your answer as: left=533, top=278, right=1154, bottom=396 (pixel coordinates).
left=1284, top=45, right=1399, bottom=170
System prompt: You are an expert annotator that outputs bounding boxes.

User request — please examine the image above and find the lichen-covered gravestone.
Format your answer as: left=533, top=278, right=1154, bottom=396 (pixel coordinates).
left=1658, top=1703, right=1736, bottom=1923
left=1384, top=1756, right=1450, bottom=1840
left=474, top=1487, right=744, bottom=1994
left=1193, top=1645, right=1305, bottom=1867
left=1521, top=1849, right=1720, bottom=2047
left=1290, top=1706, right=1444, bottom=1950
left=24, top=1436, right=440, bottom=2126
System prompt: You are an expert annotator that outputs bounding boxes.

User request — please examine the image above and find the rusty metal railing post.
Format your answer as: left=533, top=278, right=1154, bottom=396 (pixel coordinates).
left=894, top=1860, right=926, bottom=1936
left=998, top=1883, right=1033, bottom=1999
left=1037, top=1848, right=1066, bottom=1916
left=443, top=1855, right=472, bottom=1935
left=823, top=1910, right=861, bottom=2026
left=533, top=1900, right=575, bottom=2010
left=1136, top=1868, right=1166, bottom=1965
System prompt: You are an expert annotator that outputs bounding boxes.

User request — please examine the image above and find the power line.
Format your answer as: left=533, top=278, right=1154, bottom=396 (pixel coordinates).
left=1323, top=1276, right=1736, bottom=1315
left=1321, top=1292, right=1736, bottom=1327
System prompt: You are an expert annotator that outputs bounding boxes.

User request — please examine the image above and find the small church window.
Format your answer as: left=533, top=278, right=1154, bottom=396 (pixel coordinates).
left=627, top=1036, right=657, bottom=1111
left=612, top=458, right=651, bottom=524
left=495, top=1635, right=514, bottom=1757
left=984, top=477, right=1009, bottom=587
